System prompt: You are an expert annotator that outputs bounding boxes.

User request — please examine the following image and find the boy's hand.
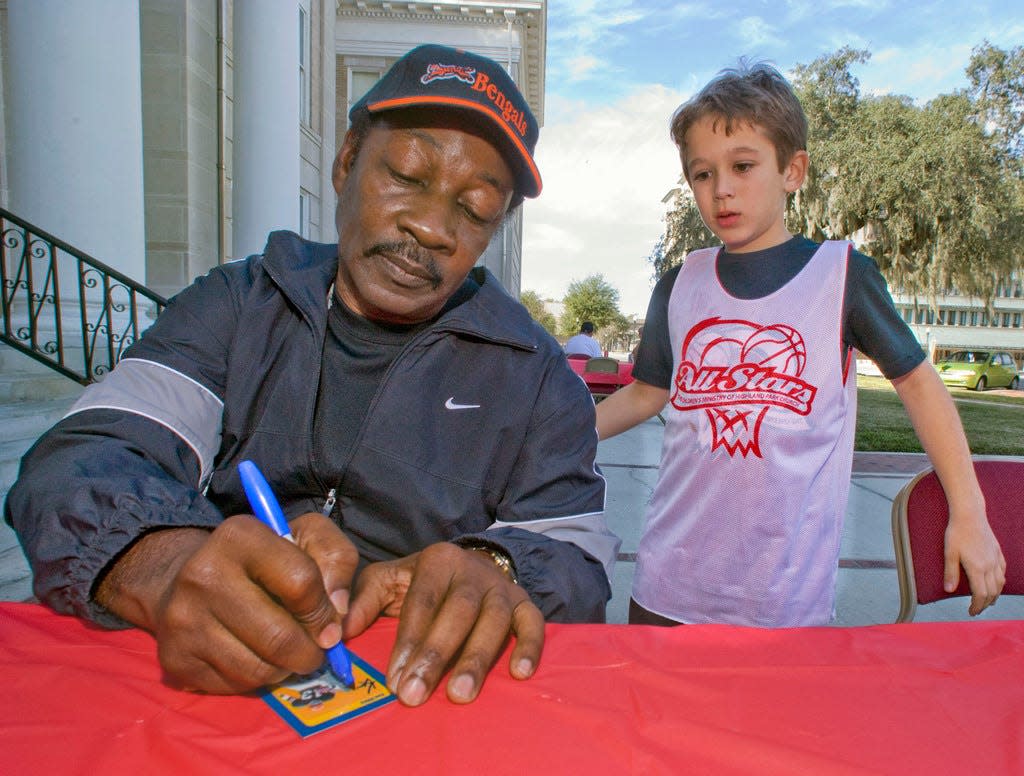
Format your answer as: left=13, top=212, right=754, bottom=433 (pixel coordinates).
left=944, top=510, right=1006, bottom=616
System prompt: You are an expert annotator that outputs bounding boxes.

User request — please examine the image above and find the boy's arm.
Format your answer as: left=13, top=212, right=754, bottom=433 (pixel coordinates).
left=891, top=361, right=1006, bottom=615
left=596, top=380, right=670, bottom=440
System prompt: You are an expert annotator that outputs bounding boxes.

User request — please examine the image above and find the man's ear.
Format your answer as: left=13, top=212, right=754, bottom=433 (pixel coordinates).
left=784, top=150, right=809, bottom=193
left=332, top=130, right=360, bottom=195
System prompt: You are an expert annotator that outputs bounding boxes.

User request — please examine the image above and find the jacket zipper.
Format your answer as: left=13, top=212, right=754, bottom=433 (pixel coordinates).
left=321, top=488, right=337, bottom=517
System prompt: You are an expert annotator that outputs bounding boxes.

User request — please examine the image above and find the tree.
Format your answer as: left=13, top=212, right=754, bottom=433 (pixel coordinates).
left=791, top=47, right=1022, bottom=305
left=560, top=274, right=621, bottom=338
left=650, top=186, right=715, bottom=278
left=966, top=41, right=1024, bottom=162
left=603, top=312, right=641, bottom=354
left=519, top=289, right=558, bottom=336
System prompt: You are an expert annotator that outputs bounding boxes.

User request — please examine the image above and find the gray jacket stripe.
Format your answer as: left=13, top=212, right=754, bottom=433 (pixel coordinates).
left=488, top=512, right=620, bottom=582
left=63, top=358, right=223, bottom=486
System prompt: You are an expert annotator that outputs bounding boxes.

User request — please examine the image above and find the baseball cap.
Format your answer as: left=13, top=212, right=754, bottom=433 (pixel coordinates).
left=349, top=44, right=542, bottom=198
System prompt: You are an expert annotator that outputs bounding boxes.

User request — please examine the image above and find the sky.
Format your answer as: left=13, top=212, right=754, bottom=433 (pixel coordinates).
left=520, top=0, right=1024, bottom=318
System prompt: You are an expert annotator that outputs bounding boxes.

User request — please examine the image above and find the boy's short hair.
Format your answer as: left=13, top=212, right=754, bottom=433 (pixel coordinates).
left=670, top=61, right=807, bottom=178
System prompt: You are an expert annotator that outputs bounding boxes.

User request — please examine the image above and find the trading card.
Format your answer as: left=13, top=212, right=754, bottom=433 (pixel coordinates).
left=262, top=652, right=396, bottom=737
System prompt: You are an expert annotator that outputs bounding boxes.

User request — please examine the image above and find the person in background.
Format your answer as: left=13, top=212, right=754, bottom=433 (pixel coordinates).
left=596, top=60, right=1004, bottom=628
left=5, top=44, right=619, bottom=706
left=564, top=321, right=603, bottom=358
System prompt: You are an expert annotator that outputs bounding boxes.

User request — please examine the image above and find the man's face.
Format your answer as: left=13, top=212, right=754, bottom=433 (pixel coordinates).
left=332, top=115, right=514, bottom=324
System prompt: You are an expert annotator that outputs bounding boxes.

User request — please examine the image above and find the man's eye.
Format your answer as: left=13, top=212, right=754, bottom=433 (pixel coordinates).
left=389, top=167, right=421, bottom=186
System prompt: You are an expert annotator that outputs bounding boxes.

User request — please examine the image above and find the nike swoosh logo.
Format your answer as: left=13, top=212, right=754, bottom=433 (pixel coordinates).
left=445, top=397, right=481, bottom=410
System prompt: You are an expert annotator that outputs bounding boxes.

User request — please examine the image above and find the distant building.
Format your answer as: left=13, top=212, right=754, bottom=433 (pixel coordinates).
left=0, top=0, right=546, bottom=299
left=891, top=277, right=1024, bottom=367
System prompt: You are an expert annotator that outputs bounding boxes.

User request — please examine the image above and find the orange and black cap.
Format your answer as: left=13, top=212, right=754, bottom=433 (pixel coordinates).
left=349, top=44, right=542, bottom=198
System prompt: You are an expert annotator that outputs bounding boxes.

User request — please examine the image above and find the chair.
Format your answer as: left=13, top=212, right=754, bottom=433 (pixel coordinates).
left=890, top=457, right=1024, bottom=622
left=583, top=357, right=620, bottom=374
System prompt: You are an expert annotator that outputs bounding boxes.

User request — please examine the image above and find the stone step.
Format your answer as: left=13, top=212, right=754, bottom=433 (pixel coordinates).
left=0, top=369, right=85, bottom=402
left=0, top=398, right=81, bottom=490
left=0, top=522, right=33, bottom=603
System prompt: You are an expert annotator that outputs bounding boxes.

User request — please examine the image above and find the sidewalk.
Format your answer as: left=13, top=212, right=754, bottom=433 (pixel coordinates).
left=598, top=416, right=1024, bottom=625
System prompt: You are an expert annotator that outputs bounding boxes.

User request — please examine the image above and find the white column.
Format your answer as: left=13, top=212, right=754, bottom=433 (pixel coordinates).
left=232, top=1, right=301, bottom=259
left=7, top=0, right=146, bottom=279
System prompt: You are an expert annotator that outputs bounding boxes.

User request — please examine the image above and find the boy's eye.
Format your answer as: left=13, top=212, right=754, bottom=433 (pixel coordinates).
left=734, top=162, right=753, bottom=173
left=692, top=170, right=711, bottom=182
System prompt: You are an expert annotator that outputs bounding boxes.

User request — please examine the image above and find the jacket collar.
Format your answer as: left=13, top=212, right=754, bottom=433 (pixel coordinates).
left=259, top=230, right=539, bottom=352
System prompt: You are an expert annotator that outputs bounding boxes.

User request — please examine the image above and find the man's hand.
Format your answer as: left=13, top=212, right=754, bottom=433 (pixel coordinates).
left=343, top=542, right=544, bottom=707
left=95, top=513, right=358, bottom=694
left=945, top=507, right=1006, bottom=616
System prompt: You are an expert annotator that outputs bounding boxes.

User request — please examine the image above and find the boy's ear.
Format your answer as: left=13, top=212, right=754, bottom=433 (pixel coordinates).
left=782, top=151, right=806, bottom=193
left=783, top=150, right=809, bottom=193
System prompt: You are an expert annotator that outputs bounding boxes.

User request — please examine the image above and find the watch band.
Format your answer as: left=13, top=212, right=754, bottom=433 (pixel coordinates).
left=452, top=539, right=519, bottom=585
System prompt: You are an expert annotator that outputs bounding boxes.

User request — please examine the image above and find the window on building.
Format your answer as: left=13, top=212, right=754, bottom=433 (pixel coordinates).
left=970, top=311, right=979, bottom=326
left=915, top=308, right=924, bottom=324
left=1014, top=313, right=1022, bottom=328
left=959, top=310, right=967, bottom=326
left=902, top=307, right=913, bottom=324
left=299, top=191, right=311, bottom=239
left=1003, top=313, right=1011, bottom=327
left=299, top=4, right=311, bottom=127
left=348, top=70, right=382, bottom=117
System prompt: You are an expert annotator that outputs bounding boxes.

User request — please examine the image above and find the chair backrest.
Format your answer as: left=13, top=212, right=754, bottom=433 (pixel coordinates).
left=583, top=356, right=620, bottom=374
left=891, top=457, right=1024, bottom=622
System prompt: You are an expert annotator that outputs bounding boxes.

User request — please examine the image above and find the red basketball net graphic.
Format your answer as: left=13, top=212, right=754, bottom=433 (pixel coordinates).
left=670, top=317, right=818, bottom=457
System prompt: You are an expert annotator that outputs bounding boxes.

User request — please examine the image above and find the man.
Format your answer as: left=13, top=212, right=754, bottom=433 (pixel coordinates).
left=5, top=45, right=618, bottom=708
left=564, top=322, right=603, bottom=358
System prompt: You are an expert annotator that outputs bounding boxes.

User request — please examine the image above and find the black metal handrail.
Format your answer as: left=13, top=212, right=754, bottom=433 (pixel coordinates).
left=1, top=208, right=167, bottom=385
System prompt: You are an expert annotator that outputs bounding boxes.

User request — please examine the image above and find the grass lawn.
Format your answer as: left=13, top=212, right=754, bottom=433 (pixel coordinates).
left=855, top=375, right=1024, bottom=455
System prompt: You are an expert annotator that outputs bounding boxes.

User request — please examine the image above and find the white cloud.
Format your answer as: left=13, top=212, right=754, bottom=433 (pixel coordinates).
left=522, top=85, right=688, bottom=317
left=566, top=54, right=602, bottom=82
left=736, top=16, right=783, bottom=49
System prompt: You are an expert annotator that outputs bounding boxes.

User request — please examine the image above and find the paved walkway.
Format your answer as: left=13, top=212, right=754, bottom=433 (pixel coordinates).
left=852, top=451, right=930, bottom=475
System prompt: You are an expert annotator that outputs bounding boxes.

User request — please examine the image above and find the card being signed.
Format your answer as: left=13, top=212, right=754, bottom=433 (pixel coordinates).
left=262, top=652, right=396, bottom=737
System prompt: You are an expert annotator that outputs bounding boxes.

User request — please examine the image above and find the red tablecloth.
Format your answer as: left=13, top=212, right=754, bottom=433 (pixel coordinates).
left=567, top=358, right=634, bottom=394
left=2, top=602, right=1022, bottom=775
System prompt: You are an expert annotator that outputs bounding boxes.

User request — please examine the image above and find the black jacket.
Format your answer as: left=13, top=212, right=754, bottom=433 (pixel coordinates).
left=6, top=232, right=618, bottom=627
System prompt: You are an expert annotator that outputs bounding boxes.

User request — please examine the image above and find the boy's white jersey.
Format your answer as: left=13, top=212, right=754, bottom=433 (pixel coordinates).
left=633, top=240, right=857, bottom=626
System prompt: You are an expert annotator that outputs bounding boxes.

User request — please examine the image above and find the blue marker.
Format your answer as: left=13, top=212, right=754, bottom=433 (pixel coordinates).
left=238, top=459, right=355, bottom=689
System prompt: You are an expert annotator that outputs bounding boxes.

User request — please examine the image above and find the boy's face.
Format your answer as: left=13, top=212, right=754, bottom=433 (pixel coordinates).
left=682, top=115, right=807, bottom=254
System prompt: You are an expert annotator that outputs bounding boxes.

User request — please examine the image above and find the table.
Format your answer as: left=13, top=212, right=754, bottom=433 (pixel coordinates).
left=567, top=357, right=635, bottom=396
left=2, top=604, right=1021, bottom=774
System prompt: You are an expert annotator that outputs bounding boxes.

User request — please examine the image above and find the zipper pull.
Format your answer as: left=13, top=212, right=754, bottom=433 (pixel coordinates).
left=321, top=488, right=337, bottom=517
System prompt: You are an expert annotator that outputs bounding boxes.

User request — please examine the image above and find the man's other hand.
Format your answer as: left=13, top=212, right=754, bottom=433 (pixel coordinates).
left=343, top=542, right=544, bottom=706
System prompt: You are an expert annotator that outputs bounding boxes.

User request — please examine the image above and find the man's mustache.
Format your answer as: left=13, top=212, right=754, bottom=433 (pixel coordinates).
left=366, top=241, right=443, bottom=289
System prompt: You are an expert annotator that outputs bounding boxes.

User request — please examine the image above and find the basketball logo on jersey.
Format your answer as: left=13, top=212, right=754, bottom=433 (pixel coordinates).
left=670, top=317, right=818, bottom=457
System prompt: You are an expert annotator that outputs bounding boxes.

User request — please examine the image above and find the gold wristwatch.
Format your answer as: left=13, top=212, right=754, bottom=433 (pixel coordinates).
left=453, top=539, right=519, bottom=585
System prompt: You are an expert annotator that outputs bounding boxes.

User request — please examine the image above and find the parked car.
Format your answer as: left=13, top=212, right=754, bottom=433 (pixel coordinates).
left=935, top=350, right=1020, bottom=391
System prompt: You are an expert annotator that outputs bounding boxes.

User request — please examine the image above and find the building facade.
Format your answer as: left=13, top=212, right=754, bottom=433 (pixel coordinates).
left=0, top=0, right=545, bottom=299
left=892, top=278, right=1024, bottom=367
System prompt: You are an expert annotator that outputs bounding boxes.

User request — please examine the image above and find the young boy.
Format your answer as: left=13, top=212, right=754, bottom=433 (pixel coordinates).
left=597, top=62, right=1005, bottom=627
